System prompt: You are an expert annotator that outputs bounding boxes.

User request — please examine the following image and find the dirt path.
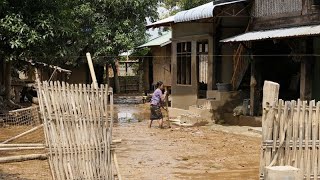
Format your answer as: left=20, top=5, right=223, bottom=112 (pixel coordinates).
left=114, top=120, right=261, bottom=179
left=0, top=103, right=262, bottom=179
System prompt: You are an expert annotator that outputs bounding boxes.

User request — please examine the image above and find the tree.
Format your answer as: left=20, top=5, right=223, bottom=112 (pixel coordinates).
left=77, top=0, right=158, bottom=93
left=0, top=0, right=159, bottom=101
left=0, top=0, right=80, bottom=105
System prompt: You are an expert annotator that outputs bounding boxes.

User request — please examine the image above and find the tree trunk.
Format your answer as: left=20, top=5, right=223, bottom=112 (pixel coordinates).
left=105, top=63, right=110, bottom=86
left=0, top=59, right=4, bottom=86
left=4, top=61, right=11, bottom=100
left=111, top=62, right=120, bottom=94
left=138, top=59, right=144, bottom=93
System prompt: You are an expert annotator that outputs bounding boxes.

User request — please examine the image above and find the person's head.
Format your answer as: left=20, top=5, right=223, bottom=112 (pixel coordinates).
left=156, top=81, right=164, bottom=90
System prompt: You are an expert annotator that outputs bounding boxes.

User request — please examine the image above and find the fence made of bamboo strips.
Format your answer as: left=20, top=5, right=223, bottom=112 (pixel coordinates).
left=260, top=99, right=320, bottom=180
left=37, top=81, right=114, bottom=180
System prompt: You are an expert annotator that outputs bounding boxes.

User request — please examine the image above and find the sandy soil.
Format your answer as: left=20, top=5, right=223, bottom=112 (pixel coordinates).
left=0, top=103, right=262, bottom=180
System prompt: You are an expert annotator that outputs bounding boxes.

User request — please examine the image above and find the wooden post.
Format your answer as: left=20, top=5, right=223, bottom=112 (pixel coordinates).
left=300, top=59, right=312, bottom=101
left=143, top=58, right=150, bottom=91
left=86, top=52, right=98, bottom=89
left=262, top=81, right=280, bottom=109
left=250, top=59, right=257, bottom=116
left=138, top=59, right=143, bottom=93
left=208, top=38, right=214, bottom=90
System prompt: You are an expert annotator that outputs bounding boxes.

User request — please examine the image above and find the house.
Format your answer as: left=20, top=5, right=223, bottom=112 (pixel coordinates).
left=147, top=0, right=251, bottom=122
left=138, top=31, right=172, bottom=92
left=221, top=0, right=320, bottom=116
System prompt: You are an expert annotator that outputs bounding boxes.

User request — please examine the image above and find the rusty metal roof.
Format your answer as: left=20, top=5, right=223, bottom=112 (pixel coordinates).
left=221, top=24, right=320, bottom=42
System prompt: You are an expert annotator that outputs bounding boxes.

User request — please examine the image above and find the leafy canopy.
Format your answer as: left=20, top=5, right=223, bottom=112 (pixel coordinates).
left=0, top=0, right=158, bottom=66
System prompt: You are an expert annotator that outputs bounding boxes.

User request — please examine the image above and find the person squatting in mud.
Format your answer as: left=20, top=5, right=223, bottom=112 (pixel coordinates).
left=149, top=81, right=167, bottom=128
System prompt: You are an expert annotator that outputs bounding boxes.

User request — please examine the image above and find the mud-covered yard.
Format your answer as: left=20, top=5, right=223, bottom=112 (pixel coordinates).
left=0, top=103, right=261, bottom=180
left=114, top=104, right=261, bottom=180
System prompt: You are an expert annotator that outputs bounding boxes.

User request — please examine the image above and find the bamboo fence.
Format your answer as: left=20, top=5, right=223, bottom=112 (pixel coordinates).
left=260, top=99, right=320, bottom=179
left=37, top=81, right=114, bottom=180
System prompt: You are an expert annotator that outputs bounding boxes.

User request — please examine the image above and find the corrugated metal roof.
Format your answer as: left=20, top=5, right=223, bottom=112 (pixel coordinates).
left=174, top=0, right=246, bottom=23
left=146, top=16, right=174, bottom=28
left=221, top=24, right=320, bottom=42
left=146, top=0, right=246, bottom=28
left=138, top=31, right=172, bottom=48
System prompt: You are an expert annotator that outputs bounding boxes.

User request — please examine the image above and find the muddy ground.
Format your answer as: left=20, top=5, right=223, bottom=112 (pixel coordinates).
left=0, top=101, right=261, bottom=180
left=114, top=104, right=261, bottom=180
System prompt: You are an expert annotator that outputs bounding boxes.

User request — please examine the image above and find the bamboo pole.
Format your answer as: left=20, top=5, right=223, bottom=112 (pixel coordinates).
left=86, top=52, right=98, bottom=89
left=0, top=154, right=47, bottom=163
left=113, top=151, right=121, bottom=180
left=0, top=144, right=45, bottom=147
left=0, top=147, right=45, bottom=151
left=1, top=124, right=44, bottom=144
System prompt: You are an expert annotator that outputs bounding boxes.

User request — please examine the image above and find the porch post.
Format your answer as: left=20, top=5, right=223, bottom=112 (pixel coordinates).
left=191, top=40, right=197, bottom=87
left=300, top=59, right=312, bottom=101
left=143, top=57, right=150, bottom=91
left=300, top=38, right=313, bottom=101
left=208, top=37, right=214, bottom=90
left=171, top=41, right=177, bottom=107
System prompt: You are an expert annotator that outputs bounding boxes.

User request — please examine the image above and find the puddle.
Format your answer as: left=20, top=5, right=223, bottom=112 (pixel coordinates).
left=117, top=112, right=138, bottom=123
left=114, top=103, right=150, bottom=125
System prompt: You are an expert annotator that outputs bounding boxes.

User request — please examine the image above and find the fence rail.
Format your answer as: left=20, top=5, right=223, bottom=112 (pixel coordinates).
left=37, top=81, right=114, bottom=180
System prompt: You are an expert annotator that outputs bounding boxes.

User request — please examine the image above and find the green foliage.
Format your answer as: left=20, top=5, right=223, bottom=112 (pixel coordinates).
left=0, top=0, right=158, bottom=67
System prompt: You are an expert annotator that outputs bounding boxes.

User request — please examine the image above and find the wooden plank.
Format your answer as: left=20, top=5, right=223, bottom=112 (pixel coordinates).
left=298, top=101, right=306, bottom=170
left=306, top=101, right=313, bottom=180
left=293, top=100, right=301, bottom=167
left=284, top=100, right=295, bottom=165
left=271, top=99, right=282, bottom=164
left=279, top=100, right=287, bottom=165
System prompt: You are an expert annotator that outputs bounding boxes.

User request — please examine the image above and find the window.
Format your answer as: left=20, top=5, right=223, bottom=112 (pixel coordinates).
left=197, top=41, right=208, bottom=84
left=177, top=42, right=192, bottom=85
